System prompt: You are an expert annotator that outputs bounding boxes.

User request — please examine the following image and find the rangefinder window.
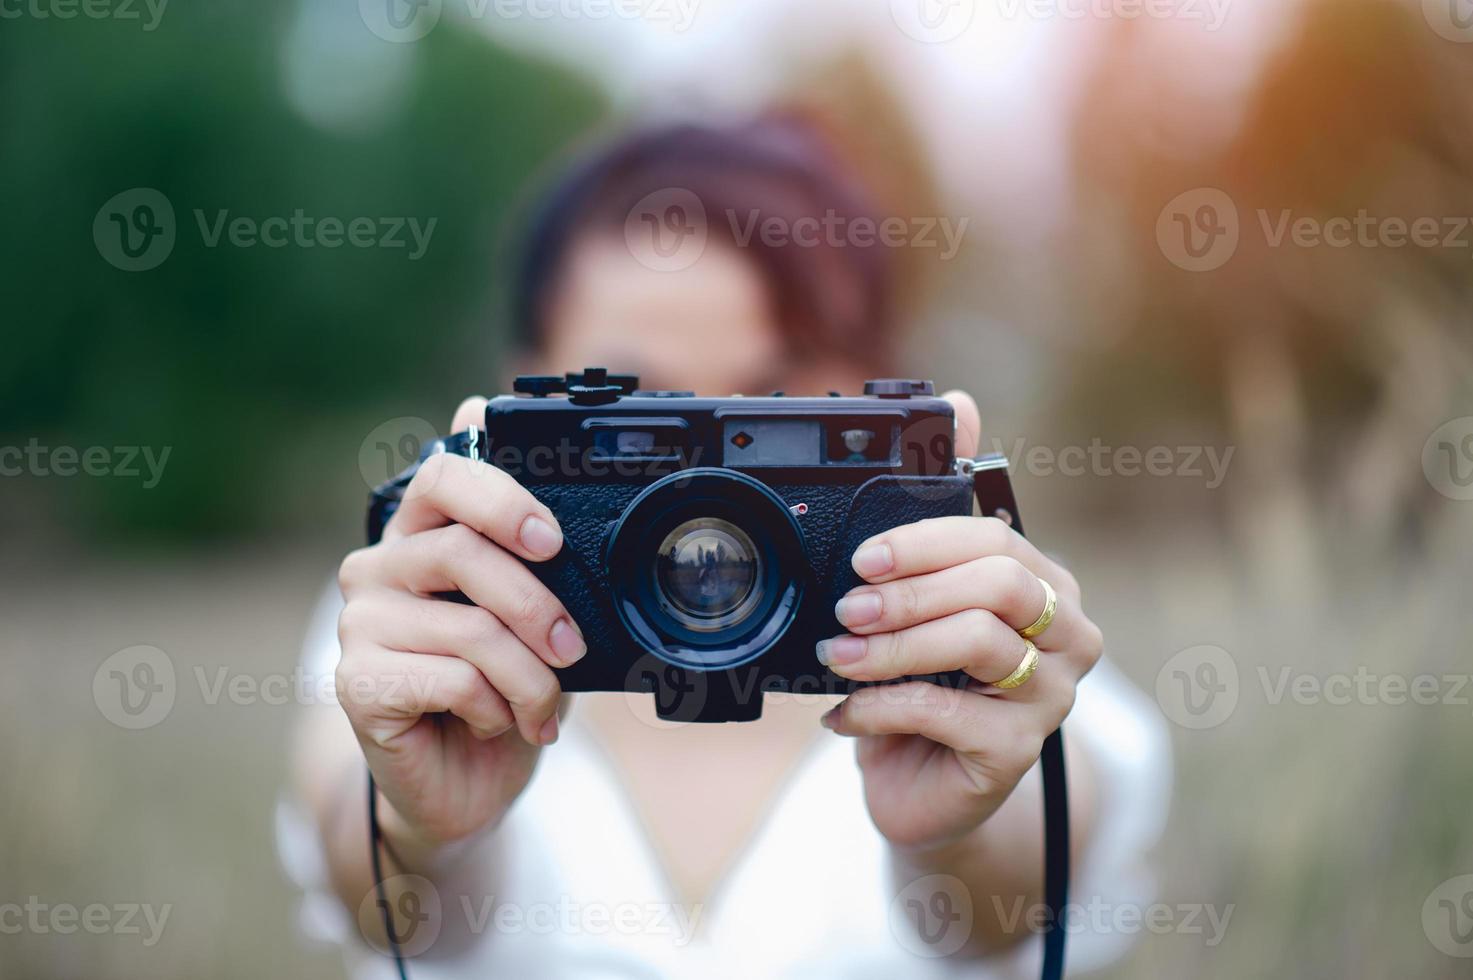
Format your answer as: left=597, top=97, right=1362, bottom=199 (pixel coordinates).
left=722, top=419, right=822, bottom=465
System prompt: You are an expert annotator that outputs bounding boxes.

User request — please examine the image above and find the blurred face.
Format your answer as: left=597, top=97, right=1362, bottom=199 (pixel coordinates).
left=532, top=233, right=867, bottom=396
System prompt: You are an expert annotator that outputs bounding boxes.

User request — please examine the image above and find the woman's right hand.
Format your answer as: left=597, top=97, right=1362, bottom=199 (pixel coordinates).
left=334, top=397, right=585, bottom=850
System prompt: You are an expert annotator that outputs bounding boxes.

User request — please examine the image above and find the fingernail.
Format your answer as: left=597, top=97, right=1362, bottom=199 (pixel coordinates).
left=538, top=715, right=560, bottom=746
left=819, top=707, right=839, bottom=730
left=816, top=635, right=867, bottom=667
left=835, top=591, right=883, bottom=628
left=519, top=515, right=562, bottom=559
left=852, top=543, right=893, bottom=578
left=549, top=618, right=586, bottom=665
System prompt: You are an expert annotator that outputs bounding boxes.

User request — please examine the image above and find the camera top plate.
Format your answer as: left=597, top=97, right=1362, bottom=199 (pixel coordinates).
left=491, top=369, right=957, bottom=484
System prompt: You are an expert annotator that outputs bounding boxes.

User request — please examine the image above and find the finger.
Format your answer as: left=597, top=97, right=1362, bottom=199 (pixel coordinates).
left=824, top=683, right=1045, bottom=786
left=819, top=608, right=1039, bottom=687
left=451, top=396, right=488, bottom=432
left=336, top=644, right=514, bottom=744
left=941, top=389, right=981, bottom=460
left=836, top=555, right=1061, bottom=637
left=849, top=516, right=1073, bottom=598
left=382, top=451, right=564, bottom=563
left=342, top=593, right=563, bottom=746
left=383, top=524, right=586, bottom=668
left=820, top=682, right=997, bottom=752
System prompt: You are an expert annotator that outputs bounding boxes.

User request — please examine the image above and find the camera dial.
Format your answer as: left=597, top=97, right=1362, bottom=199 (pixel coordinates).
left=863, top=378, right=935, bottom=398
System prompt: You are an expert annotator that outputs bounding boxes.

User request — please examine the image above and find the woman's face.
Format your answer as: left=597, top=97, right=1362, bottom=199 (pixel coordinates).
left=533, top=233, right=867, bottom=397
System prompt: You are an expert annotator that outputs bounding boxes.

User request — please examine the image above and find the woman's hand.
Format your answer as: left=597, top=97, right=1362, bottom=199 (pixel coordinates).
left=334, top=397, right=585, bottom=850
left=817, top=392, right=1104, bottom=853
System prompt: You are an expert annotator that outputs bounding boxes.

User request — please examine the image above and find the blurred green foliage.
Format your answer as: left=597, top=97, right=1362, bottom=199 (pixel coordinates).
left=0, top=3, right=604, bottom=541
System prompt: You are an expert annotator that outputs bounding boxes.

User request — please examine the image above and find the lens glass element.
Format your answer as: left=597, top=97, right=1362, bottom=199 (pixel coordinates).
left=654, top=518, right=764, bottom=632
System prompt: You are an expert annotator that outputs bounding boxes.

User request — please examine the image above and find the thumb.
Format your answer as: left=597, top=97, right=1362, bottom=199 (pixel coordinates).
left=941, top=389, right=981, bottom=459
left=451, top=396, right=489, bottom=432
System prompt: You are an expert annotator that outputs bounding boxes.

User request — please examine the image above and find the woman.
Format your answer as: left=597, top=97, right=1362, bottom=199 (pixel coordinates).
left=282, top=117, right=1170, bottom=978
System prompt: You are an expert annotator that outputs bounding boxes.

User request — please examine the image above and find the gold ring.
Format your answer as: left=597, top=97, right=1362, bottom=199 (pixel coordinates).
left=1019, top=578, right=1057, bottom=640
left=994, top=640, right=1040, bottom=690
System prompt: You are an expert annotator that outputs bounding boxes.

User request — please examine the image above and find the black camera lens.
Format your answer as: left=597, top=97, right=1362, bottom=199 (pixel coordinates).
left=654, top=518, right=764, bottom=632
left=608, top=469, right=807, bottom=671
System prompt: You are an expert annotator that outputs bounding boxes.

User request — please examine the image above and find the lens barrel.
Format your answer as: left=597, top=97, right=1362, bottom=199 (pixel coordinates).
left=607, top=469, right=807, bottom=671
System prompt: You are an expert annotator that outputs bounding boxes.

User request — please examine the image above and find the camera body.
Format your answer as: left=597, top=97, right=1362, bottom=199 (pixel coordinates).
left=370, top=369, right=1003, bottom=722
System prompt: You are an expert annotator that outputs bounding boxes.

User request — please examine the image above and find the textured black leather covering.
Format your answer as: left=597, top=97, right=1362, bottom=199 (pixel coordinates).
left=367, top=428, right=981, bottom=720
left=509, top=473, right=974, bottom=718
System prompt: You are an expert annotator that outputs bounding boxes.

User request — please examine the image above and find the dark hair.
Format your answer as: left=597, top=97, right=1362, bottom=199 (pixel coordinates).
left=512, top=117, right=896, bottom=368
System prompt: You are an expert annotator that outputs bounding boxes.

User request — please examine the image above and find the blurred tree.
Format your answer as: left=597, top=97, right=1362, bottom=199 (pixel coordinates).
left=0, top=2, right=605, bottom=542
left=1062, top=0, right=1473, bottom=581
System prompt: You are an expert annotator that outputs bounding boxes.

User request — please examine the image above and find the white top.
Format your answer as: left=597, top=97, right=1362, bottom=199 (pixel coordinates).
left=278, top=586, right=1172, bottom=979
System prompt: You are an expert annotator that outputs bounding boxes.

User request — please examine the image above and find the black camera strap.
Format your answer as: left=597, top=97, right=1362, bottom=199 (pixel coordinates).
left=365, top=442, right=1067, bottom=980
left=971, top=454, right=1069, bottom=980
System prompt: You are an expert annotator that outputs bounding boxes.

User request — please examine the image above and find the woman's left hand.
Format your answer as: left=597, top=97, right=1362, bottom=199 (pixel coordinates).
left=817, top=392, right=1104, bottom=852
